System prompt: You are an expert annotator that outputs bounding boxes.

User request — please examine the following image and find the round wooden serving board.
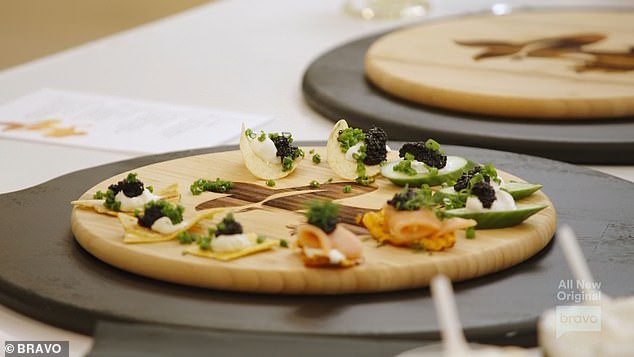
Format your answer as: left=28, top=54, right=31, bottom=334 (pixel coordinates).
left=365, top=10, right=634, bottom=119
left=71, top=147, right=556, bottom=294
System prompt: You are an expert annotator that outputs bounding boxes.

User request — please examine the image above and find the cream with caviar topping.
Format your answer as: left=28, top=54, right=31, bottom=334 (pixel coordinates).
left=465, top=188, right=516, bottom=212
left=326, top=119, right=387, bottom=181
left=410, top=155, right=467, bottom=175
left=211, top=234, right=255, bottom=253
left=345, top=142, right=392, bottom=163
left=239, top=123, right=303, bottom=180
left=114, top=189, right=161, bottom=212
left=150, top=216, right=188, bottom=234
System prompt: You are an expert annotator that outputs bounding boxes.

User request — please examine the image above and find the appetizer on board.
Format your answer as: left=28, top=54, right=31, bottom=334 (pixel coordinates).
left=326, top=119, right=391, bottom=184
left=118, top=200, right=223, bottom=243
left=240, top=123, right=304, bottom=180
left=296, top=200, right=364, bottom=267
left=361, top=187, right=476, bottom=251
left=183, top=212, right=284, bottom=261
left=71, top=172, right=180, bottom=215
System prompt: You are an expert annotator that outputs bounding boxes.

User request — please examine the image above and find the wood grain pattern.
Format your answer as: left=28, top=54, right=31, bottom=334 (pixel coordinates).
left=71, top=147, right=556, bottom=294
left=365, top=10, right=634, bottom=119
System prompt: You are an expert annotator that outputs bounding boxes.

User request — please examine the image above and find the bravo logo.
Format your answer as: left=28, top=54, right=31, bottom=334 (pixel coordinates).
left=4, top=341, right=69, bottom=356
left=18, top=343, right=61, bottom=354
left=555, top=305, right=602, bottom=338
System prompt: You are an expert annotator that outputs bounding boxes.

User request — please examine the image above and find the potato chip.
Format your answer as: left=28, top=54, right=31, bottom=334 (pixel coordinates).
left=71, top=183, right=180, bottom=216
left=239, top=123, right=303, bottom=180
left=184, top=233, right=280, bottom=261
left=326, top=119, right=382, bottom=181
left=119, top=208, right=225, bottom=244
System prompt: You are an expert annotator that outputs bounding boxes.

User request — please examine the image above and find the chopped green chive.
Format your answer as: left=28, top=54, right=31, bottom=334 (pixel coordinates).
left=392, top=153, right=418, bottom=176
left=190, top=178, right=233, bottom=195
left=282, top=156, right=294, bottom=172
left=198, top=235, right=212, bottom=250
left=178, top=231, right=197, bottom=244
left=425, top=138, right=441, bottom=151
left=466, top=227, right=476, bottom=239
left=337, top=128, right=365, bottom=152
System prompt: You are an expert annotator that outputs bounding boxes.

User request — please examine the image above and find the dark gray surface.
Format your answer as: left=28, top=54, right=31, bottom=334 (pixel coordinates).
left=1, top=143, right=633, bottom=348
left=301, top=13, right=634, bottom=164
left=88, top=321, right=423, bottom=357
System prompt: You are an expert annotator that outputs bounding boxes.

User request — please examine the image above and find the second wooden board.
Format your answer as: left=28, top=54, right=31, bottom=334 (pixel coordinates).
left=71, top=147, right=556, bottom=294
left=365, top=10, right=634, bottom=119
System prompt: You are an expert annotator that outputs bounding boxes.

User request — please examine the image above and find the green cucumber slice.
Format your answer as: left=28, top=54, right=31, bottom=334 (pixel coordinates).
left=500, top=182, right=543, bottom=200
left=443, top=203, right=548, bottom=229
left=436, top=181, right=543, bottom=204
left=381, top=156, right=473, bottom=187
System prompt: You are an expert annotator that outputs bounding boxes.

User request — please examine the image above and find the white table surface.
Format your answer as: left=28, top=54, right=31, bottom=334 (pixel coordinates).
left=1, top=1, right=632, bottom=355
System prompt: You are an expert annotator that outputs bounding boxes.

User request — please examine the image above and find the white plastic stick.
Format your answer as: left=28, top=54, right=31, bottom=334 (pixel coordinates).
left=431, top=274, right=469, bottom=357
left=557, top=225, right=610, bottom=301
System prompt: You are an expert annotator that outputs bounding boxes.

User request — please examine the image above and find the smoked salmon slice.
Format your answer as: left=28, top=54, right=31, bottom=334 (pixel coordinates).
left=361, top=203, right=476, bottom=251
left=296, top=223, right=364, bottom=267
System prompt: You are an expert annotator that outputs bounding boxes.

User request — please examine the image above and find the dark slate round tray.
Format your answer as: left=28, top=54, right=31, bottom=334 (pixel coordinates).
left=301, top=21, right=634, bottom=164
left=1, top=144, right=633, bottom=351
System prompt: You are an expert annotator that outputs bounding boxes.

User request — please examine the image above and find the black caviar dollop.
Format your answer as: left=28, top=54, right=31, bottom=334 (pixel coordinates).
left=471, top=181, right=496, bottom=208
left=216, top=214, right=243, bottom=236
left=453, top=166, right=490, bottom=192
left=271, top=135, right=300, bottom=162
left=387, top=187, right=419, bottom=211
left=399, top=142, right=447, bottom=169
left=137, top=204, right=164, bottom=228
left=363, top=126, right=388, bottom=165
left=109, top=174, right=144, bottom=198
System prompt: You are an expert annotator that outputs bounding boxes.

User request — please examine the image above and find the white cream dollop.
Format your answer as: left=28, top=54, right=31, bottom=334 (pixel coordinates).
left=303, top=247, right=345, bottom=264
left=249, top=135, right=279, bottom=164
left=407, top=155, right=468, bottom=175
left=328, top=249, right=346, bottom=264
left=150, top=216, right=188, bottom=234
left=411, top=161, right=430, bottom=174
left=492, top=177, right=505, bottom=189
left=211, top=234, right=254, bottom=253
left=115, top=189, right=161, bottom=212
left=344, top=142, right=364, bottom=162
left=465, top=188, right=516, bottom=212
